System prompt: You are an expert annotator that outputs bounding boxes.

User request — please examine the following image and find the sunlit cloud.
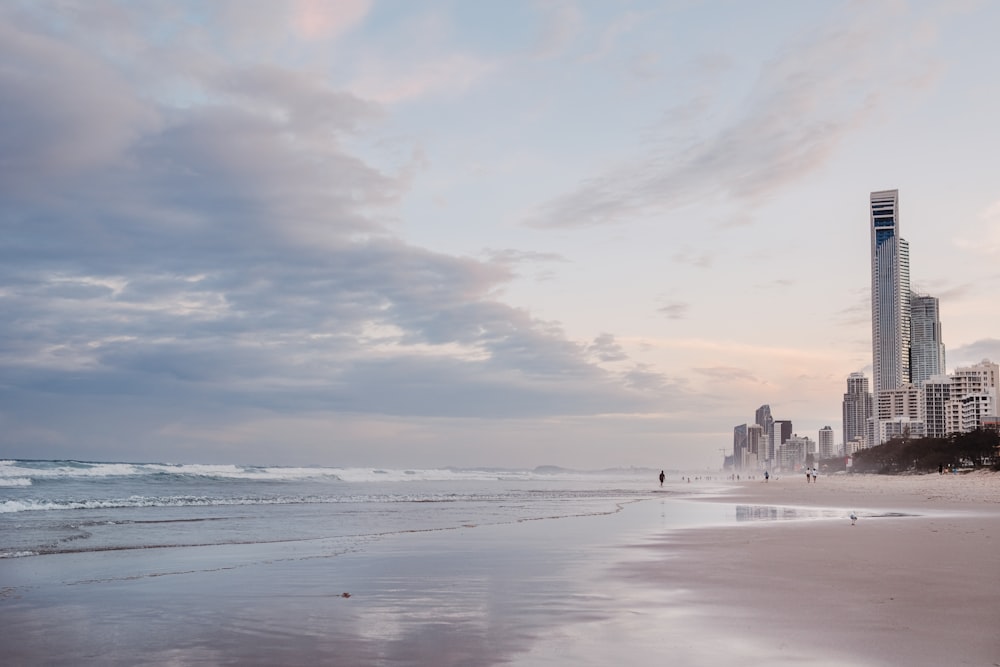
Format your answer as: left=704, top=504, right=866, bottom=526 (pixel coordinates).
left=292, top=0, right=372, bottom=41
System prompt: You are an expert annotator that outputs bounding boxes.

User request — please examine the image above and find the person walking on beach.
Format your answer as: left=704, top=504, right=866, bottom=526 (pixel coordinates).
left=806, top=468, right=811, bottom=483
left=659, top=470, right=665, bottom=487
left=811, top=467, right=817, bottom=483
left=764, top=470, right=769, bottom=482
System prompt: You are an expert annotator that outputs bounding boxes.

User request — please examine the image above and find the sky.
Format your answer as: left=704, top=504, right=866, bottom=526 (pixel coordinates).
left=3, top=0, right=1000, bottom=470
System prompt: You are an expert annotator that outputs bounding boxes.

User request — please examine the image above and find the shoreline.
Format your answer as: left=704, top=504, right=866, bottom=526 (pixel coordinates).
left=2, top=472, right=997, bottom=666
left=615, top=471, right=1000, bottom=666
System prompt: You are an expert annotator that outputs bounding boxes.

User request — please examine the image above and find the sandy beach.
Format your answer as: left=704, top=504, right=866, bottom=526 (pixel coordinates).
left=614, top=471, right=1000, bottom=667
left=3, top=470, right=998, bottom=666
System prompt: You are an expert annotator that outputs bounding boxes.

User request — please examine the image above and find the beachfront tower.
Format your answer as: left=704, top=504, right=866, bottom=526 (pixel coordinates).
left=818, top=426, right=834, bottom=460
left=922, top=375, right=951, bottom=439
left=755, top=404, right=774, bottom=462
left=842, top=372, right=873, bottom=450
left=733, top=424, right=748, bottom=471
left=910, top=293, right=946, bottom=386
left=772, top=420, right=792, bottom=461
left=870, top=189, right=911, bottom=393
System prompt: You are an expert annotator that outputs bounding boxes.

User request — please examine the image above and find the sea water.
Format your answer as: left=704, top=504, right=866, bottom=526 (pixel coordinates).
left=0, top=460, right=696, bottom=560
left=0, top=460, right=843, bottom=665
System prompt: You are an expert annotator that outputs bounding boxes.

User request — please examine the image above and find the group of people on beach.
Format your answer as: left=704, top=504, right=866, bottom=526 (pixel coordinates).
left=805, top=467, right=818, bottom=483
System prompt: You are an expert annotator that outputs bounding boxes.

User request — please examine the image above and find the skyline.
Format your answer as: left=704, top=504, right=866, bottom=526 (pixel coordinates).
left=3, top=1, right=1000, bottom=470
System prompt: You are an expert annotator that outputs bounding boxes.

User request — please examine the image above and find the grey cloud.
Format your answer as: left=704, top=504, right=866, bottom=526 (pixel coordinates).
left=659, top=302, right=689, bottom=320
left=212, top=65, right=382, bottom=139
left=0, top=19, right=159, bottom=197
left=912, top=281, right=977, bottom=303
left=0, top=5, right=719, bottom=460
left=946, top=339, right=1000, bottom=369
left=526, top=9, right=931, bottom=229
left=622, top=364, right=673, bottom=392
left=835, top=290, right=870, bottom=328
left=588, top=333, right=628, bottom=363
left=482, top=248, right=568, bottom=265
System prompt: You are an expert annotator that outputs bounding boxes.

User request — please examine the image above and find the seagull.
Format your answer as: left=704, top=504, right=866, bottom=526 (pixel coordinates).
left=850, top=511, right=858, bottom=526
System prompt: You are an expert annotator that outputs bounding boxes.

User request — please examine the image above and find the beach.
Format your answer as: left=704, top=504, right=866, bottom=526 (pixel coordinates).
left=2, top=465, right=998, bottom=666
left=614, top=471, right=1000, bottom=666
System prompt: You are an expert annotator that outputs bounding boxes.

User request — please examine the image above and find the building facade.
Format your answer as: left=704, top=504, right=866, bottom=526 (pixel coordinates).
left=870, top=189, right=911, bottom=395
left=818, top=426, right=834, bottom=460
left=773, top=420, right=792, bottom=459
left=910, top=293, right=946, bottom=386
left=945, top=360, right=1000, bottom=434
left=779, top=435, right=815, bottom=470
left=921, top=375, right=952, bottom=439
left=755, top=404, right=774, bottom=463
left=842, top=372, right=873, bottom=450
left=733, top=424, right=748, bottom=471
left=747, top=424, right=764, bottom=470
left=877, top=383, right=923, bottom=441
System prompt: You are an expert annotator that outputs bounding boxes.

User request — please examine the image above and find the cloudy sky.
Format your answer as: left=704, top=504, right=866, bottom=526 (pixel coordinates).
left=3, top=1, right=999, bottom=470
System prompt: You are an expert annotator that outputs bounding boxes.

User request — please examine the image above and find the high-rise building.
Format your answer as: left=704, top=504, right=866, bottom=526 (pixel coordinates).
left=877, top=384, right=923, bottom=442
left=910, top=293, right=945, bottom=386
left=772, top=419, right=792, bottom=459
left=842, top=373, right=872, bottom=450
left=921, top=375, right=951, bottom=439
left=780, top=434, right=814, bottom=470
left=747, top=424, right=763, bottom=470
left=755, top=404, right=774, bottom=462
left=818, top=426, right=834, bottom=460
left=733, top=424, right=748, bottom=471
left=870, top=189, right=911, bottom=393
left=945, top=360, right=999, bottom=434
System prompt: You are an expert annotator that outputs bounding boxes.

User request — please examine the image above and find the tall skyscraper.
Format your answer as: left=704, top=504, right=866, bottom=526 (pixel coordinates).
left=910, top=293, right=945, bottom=386
left=733, top=424, right=748, bottom=471
left=747, top=424, right=763, bottom=469
left=772, top=419, right=792, bottom=456
left=870, top=189, right=911, bottom=393
left=842, top=372, right=872, bottom=450
left=755, top=404, right=774, bottom=462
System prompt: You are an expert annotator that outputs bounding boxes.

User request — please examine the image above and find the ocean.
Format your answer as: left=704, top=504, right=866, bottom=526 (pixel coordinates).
left=0, top=460, right=836, bottom=665
left=1, top=460, right=694, bottom=559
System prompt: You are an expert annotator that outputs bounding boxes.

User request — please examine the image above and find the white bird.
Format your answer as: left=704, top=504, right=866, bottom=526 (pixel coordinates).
left=850, top=511, right=858, bottom=526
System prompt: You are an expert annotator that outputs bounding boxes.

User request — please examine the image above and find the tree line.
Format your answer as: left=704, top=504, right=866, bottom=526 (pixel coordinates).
left=848, top=429, right=1000, bottom=474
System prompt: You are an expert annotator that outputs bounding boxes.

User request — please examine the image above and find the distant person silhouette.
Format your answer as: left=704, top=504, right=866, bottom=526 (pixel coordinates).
left=659, top=470, right=665, bottom=487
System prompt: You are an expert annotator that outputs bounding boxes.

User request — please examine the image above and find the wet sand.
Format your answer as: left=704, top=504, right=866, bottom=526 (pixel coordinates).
left=615, top=471, right=1000, bottom=666
left=2, top=473, right=998, bottom=666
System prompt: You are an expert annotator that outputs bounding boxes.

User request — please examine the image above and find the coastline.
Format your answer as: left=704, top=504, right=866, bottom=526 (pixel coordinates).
left=614, top=471, right=1000, bottom=666
left=2, top=471, right=998, bottom=666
